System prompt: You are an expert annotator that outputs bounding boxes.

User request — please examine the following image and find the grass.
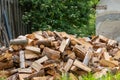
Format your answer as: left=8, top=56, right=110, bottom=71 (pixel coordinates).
left=61, top=72, right=120, bottom=80
left=0, top=77, right=6, bottom=80
left=1, top=72, right=120, bottom=80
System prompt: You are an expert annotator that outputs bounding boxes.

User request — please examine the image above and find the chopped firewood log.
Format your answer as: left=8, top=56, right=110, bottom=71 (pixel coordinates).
left=42, top=31, right=49, bottom=38
left=114, top=50, right=120, bottom=60
left=47, top=31, right=55, bottom=37
left=35, top=56, right=48, bottom=64
left=70, top=66, right=78, bottom=71
left=66, top=35, right=82, bottom=45
left=0, top=51, right=12, bottom=62
left=19, top=50, right=25, bottom=68
left=99, top=35, right=108, bottom=42
left=48, top=77, right=54, bottom=80
left=46, top=69, right=56, bottom=76
left=103, top=52, right=111, bottom=60
left=69, top=73, right=78, bottom=80
left=25, top=61, right=32, bottom=67
left=33, top=33, right=44, bottom=40
left=25, top=46, right=41, bottom=54
left=0, top=60, right=14, bottom=70
left=32, top=76, right=47, bottom=80
left=78, top=38, right=93, bottom=50
left=11, top=45, right=22, bottom=51
left=36, top=39, right=52, bottom=47
left=24, top=70, right=45, bottom=80
left=9, top=69, right=18, bottom=74
left=54, top=31, right=63, bottom=40
left=19, top=74, right=31, bottom=80
left=43, top=63, right=57, bottom=69
left=99, top=59, right=117, bottom=67
left=24, top=50, right=40, bottom=59
left=31, top=62, right=43, bottom=72
left=18, top=68, right=32, bottom=73
left=93, top=42, right=106, bottom=48
left=71, top=40, right=77, bottom=46
left=93, top=68, right=108, bottom=79
left=59, top=38, right=70, bottom=53
left=51, top=41, right=60, bottom=49
left=7, top=73, right=18, bottom=80
left=27, top=39, right=35, bottom=46
left=10, top=39, right=28, bottom=45
left=0, top=71, right=11, bottom=78
left=91, top=57, right=99, bottom=65
left=107, top=39, right=117, bottom=47
left=42, top=47, right=60, bottom=60
left=73, top=44, right=87, bottom=60
left=39, top=44, right=45, bottom=49
left=31, top=56, right=48, bottom=71
left=26, top=34, right=35, bottom=39
left=83, top=51, right=92, bottom=65
left=67, top=52, right=76, bottom=60
left=63, top=59, right=73, bottom=72
left=73, top=59, right=91, bottom=72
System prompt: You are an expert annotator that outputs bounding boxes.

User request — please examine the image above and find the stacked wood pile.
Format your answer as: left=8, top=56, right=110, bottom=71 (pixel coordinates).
left=0, top=31, right=120, bottom=80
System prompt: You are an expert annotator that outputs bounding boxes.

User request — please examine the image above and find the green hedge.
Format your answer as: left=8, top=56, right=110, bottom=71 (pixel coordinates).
left=19, top=0, right=99, bottom=36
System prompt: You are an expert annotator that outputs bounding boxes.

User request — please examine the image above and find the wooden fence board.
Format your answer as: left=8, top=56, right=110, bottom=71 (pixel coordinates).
left=0, top=0, right=28, bottom=46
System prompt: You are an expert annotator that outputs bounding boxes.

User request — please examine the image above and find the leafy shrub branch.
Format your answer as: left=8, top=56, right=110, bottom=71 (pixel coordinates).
left=19, top=0, right=99, bottom=36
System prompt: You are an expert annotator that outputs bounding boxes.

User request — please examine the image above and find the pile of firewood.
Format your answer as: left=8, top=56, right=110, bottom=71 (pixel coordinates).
left=0, top=31, right=120, bottom=80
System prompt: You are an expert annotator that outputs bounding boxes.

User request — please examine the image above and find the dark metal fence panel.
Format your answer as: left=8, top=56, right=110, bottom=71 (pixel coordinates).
left=0, top=0, right=27, bottom=39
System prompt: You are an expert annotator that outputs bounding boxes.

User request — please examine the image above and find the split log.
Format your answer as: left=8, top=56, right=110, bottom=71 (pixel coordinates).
left=70, top=66, right=78, bottom=71
left=24, top=50, right=40, bottom=59
left=114, top=50, right=120, bottom=60
left=25, top=46, right=41, bottom=54
left=0, top=51, right=12, bottom=62
left=0, top=60, right=14, bottom=70
left=11, top=45, right=22, bottom=51
left=99, top=35, right=108, bottom=42
left=0, top=71, right=11, bottom=78
left=107, top=39, right=117, bottom=47
left=36, top=39, right=52, bottom=47
left=73, top=45, right=87, bottom=60
left=83, top=51, right=92, bottom=65
left=10, top=39, right=28, bottom=45
left=54, top=31, right=63, bottom=40
left=35, top=56, right=48, bottom=64
left=19, top=74, right=31, bottom=80
left=7, top=73, right=18, bottom=80
left=73, top=59, right=91, bottom=72
left=19, top=50, right=25, bottom=68
left=63, top=59, right=73, bottom=72
left=31, top=56, right=48, bottom=71
left=93, top=68, right=108, bottom=79
left=42, top=31, right=49, bottom=38
left=18, top=68, right=32, bottom=73
left=78, top=38, right=93, bottom=50
left=31, top=62, right=43, bottom=72
left=42, top=47, right=60, bottom=60
left=67, top=52, right=76, bottom=60
left=103, top=52, right=111, bottom=60
left=99, top=59, right=117, bottom=67
left=24, top=70, right=45, bottom=80
left=59, top=38, right=70, bottom=53
left=32, top=76, right=47, bottom=80
left=43, top=63, right=57, bottom=69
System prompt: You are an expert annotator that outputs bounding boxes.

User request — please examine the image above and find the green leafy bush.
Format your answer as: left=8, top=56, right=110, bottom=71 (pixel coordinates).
left=19, top=0, right=99, bottom=36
